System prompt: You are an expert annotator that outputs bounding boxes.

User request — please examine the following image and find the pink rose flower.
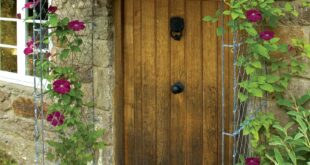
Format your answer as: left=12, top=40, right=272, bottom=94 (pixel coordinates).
left=68, top=20, right=86, bottom=31
left=259, top=30, right=274, bottom=41
left=246, top=9, right=263, bottom=22
left=53, top=79, right=71, bottom=94
left=24, top=47, right=33, bottom=55
left=26, top=40, right=34, bottom=48
left=23, top=0, right=40, bottom=9
left=47, top=111, right=65, bottom=126
left=16, top=13, right=21, bottom=19
left=48, top=6, right=57, bottom=14
left=246, top=157, right=260, bottom=165
left=23, top=2, right=34, bottom=9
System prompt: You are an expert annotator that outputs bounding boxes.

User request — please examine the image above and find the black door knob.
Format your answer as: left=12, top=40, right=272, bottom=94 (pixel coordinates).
left=171, top=82, right=185, bottom=94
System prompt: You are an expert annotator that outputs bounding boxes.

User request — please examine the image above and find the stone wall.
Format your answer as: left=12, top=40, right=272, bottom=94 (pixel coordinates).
left=0, top=0, right=114, bottom=164
left=268, top=1, right=310, bottom=119
left=0, top=81, right=37, bottom=164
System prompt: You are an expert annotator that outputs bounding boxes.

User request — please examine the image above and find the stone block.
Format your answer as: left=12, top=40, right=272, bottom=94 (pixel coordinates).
left=12, top=97, right=48, bottom=118
left=94, top=17, right=113, bottom=40
left=93, top=67, right=113, bottom=110
left=286, top=77, right=310, bottom=108
left=0, top=100, right=11, bottom=112
left=276, top=26, right=310, bottom=44
left=98, top=146, right=113, bottom=165
left=95, top=109, right=113, bottom=144
left=93, top=40, right=113, bottom=67
left=0, top=90, right=10, bottom=102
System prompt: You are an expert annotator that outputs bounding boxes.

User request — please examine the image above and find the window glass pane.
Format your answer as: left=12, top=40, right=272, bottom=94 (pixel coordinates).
left=0, top=47, right=17, bottom=72
left=26, top=55, right=33, bottom=75
left=27, top=0, right=48, bottom=20
left=0, top=21, right=17, bottom=45
left=0, top=1, right=16, bottom=18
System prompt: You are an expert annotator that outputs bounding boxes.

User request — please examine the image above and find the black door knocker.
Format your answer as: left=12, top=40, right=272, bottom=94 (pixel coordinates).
left=171, top=82, right=185, bottom=94
left=170, top=17, right=184, bottom=41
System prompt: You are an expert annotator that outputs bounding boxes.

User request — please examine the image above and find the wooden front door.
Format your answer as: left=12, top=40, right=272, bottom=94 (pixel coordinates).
left=123, top=0, right=223, bottom=164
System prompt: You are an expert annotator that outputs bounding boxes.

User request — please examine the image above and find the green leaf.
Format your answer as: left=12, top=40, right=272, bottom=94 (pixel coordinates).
left=278, top=44, right=289, bottom=53
left=49, top=14, right=58, bottom=27
left=254, top=44, right=270, bottom=59
left=62, top=95, right=71, bottom=105
left=257, top=76, right=266, bottom=84
left=274, top=148, right=284, bottom=164
left=294, top=133, right=304, bottom=140
left=71, top=46, right=81, bottom=52
left=297, top=94, right=310, bottom=105
left=251, top=61, right=262, bottom=69
left=245, top=66, right=255, bottom=75
left=223, top=10, right=231, bottom=15
left=238, top=93, right=248, bottom=102
left=216, top=27, right=224, bottom=36
left=249, top=88, right=263, bottom=97
left=266, top=75, right=280, bottom=83
left=291, top=10, right=299, bottom=17
left=304, top=44, right=310, bottom=58
left=277, top=98, right=292, bottom=107
left=260, top=84, right=274, bottom=92
left=270, top=37, right=280, bottom=43
left=231, top=11, right=240, bottom=20
left=284, top=3, right=293, bottom=12
left=288, top=151, right=297, bottom=165
left=59, top=49, right=70, bottom=60
left=245, top=27, right=258, bottom=36
left=203, top=16, right=214, bottom=22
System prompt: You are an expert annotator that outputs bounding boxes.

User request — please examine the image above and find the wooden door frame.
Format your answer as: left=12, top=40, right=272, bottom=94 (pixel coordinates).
left=114, top=0, right=125, bottom=164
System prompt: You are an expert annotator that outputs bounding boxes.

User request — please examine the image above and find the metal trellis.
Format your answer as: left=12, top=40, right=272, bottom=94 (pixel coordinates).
left=32, top=0, right=96, bottom=164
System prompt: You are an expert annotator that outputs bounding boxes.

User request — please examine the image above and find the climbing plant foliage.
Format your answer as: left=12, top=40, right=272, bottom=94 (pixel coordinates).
left=205, top=0, right=310, bottom=164
left=21, top=2, right=105, bottom=164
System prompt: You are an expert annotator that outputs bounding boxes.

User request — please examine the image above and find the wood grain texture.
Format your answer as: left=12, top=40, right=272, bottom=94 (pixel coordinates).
left=141, top=0, right=157, bottom=164
left=185, top=1, right=203, bottom=164
left=202, top=1, right=219, bottom=164
left=120, top=0, right=231, bottom=164
left=124, top=0, right=135, bottom=164
left=133, top=0, right=143, bottom=164
left=113, top=0, right=124, bottom=164
left=155, top=0, right=170, bottom=164
left=170, top=0, right=187, bottom=164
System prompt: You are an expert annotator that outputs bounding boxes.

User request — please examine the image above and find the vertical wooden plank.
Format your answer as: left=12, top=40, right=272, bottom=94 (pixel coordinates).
left=123, top=0, right=135, bottom=164
left=141, top=0, right=156, bottom=164
left=133, top=0, right=143, bottom=164
left=227, top=14, right=235, bottom=165
left=202, top=1, right=219, bottom=164
left=170, top=0, right=186, bottom=164
left=185, top=1, right=203, bottom=164
left=155, top=0, right=170, bottom=164
left=222, top=9, right=234, bottom=165
left=113, top=0, right=124, bottom=164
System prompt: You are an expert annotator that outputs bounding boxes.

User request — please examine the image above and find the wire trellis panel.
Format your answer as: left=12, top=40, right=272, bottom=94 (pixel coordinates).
left=32, top=0, right=96, bottom=164
left=220, top=7, right=267, bottom=165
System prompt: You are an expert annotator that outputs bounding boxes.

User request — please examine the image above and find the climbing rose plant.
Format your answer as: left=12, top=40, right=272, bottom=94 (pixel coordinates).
left=204, top=0, right=310, bottom=164
left=22, top=2, right=104, bottom=164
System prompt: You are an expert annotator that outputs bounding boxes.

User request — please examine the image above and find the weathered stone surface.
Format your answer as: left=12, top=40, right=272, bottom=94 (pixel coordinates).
left=0, top=100, right=11, bottom=111
left=95, top=109, right=113, bottom=145
left=276, top=26, right=310, bottom=43
left=277, top=1, right=310, bottom=26
left=93, top=67, right=113, bottom=110
left=0, top=90, right=10, bottom=102
left=93, top=40, right=113, bottom=67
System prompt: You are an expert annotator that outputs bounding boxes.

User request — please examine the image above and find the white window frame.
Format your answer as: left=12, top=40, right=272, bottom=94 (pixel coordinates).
left=0, top=0, right=50, bottom=87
